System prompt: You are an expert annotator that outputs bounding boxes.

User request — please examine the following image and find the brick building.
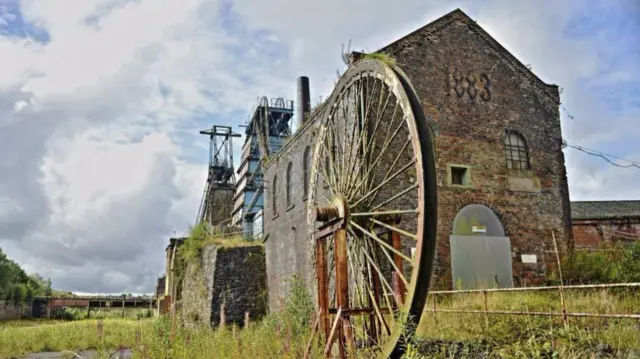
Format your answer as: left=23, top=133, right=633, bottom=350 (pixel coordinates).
left=571, top=200, right=640, bottom=248
left=262, top=8, right=572, bottom=308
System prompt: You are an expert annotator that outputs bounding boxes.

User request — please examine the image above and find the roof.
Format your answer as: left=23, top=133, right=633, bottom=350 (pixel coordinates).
left=571, top=201, right=640, bottom=220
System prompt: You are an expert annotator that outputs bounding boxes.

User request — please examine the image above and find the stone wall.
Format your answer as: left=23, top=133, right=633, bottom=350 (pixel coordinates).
left=181, top=244, right=268, bottom=328
left=262, top=8, right=573, bottom=308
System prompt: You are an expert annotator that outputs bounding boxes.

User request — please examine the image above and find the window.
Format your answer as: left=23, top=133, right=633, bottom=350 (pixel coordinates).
left=450, top=166, right=469, bottom=186
left=503, top=132, right=530, bottom=170
left=286, top=162, right=293, bottom=207
left=272, top=175, right=278, bottom=215
left=303, top=146, right=311, bottom=198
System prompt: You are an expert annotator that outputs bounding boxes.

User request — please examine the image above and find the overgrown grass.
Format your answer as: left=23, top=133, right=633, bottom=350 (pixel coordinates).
left=362, top=52, right=397, bottom=67
left=2, top=281, right=639, bottom=358
left=414, top=289, right=640, bottom=358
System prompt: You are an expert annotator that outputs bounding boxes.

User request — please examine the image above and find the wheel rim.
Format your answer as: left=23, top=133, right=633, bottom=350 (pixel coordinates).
left=307, top=58, right=438, bottom=358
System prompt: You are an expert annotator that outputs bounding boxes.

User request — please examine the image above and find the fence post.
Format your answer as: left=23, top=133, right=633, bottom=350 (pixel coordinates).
left=432, top=294, right=437, bottom=325
left=552, top=230, right=569, bottom=327
left=483, top=290, right=489, bottom=330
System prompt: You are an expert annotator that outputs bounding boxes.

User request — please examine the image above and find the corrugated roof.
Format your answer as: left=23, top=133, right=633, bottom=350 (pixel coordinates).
left=571, top=200, right=640, bottom=220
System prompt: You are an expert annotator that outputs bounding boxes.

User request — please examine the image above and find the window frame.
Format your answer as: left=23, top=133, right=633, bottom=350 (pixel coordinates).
left=503, top=131, right=531, bottom=171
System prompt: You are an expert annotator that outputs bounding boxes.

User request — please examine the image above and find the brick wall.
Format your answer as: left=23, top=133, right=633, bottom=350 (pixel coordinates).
left=573, top=218, right=640, bottom=248
left=377, top=10, right=571, bottom=288
left=262, top=9, right=572, bottom=307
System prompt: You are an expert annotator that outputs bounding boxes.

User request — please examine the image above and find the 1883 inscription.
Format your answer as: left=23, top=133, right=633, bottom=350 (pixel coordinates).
left=448, top=66, right=491, bottom=102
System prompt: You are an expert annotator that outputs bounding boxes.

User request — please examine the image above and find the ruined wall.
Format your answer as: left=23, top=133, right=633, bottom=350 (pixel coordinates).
left=573, top=218, right=640, bottom=248
left=0, top=301, right=28, bottom=320
left=181, top=244, right=268, bottom=328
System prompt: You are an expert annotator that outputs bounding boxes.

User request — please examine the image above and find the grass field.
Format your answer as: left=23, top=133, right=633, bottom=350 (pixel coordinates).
left=1, top=288, right=638, bottom=359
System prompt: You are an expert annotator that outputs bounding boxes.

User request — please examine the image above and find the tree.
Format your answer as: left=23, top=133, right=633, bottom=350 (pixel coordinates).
left=13, top=284, right=26, bottom=308
left=45, top=278, right=53, bottom=297
left=26, top=286, right=34, bottom=303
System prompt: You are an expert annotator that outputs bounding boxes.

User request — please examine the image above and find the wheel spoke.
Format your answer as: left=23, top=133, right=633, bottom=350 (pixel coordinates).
left=350, top=209, right=418, bottom=217
left=369, top=218, right=417, bottom=241
left=371, top=184, right=419, bottom=212
left=349, top=221, right=413, bottom=263
left=352, top=157, right=416, bottom=208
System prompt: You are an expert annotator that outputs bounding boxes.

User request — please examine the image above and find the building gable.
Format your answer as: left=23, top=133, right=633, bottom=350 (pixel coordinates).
left=377, top=8, right=559, bottom=105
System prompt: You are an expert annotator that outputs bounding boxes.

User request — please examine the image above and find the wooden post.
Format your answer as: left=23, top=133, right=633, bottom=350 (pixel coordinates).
left=482, top=290, right=488, bottom=330
left=334, top=228, right=352, bottom=358
left=552, top=230, right=569, bottom=327
left=391, top=231, right=405, bottom=305
left=316, top=238, right=330, bottom=340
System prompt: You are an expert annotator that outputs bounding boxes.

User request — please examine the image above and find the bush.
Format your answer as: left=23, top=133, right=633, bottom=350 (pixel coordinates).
left=558, top=242, right=640, bottom=285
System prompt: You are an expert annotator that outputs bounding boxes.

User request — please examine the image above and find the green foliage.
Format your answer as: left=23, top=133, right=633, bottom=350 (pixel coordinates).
left=362, top=52, right=397, bottom=66
left=0, top=247, right=52, bottom=302
left=281, top=274, right=314, bottom=333
left=555, top=242, right=640, bottom=285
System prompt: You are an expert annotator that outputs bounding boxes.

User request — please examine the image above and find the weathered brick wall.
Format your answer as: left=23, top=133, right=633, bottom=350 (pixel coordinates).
left=181, top=244, right=268, bottom=328
left=377, top=10, right=572, bottom=288
left=262, top=9, right=573, bottom=307
left=573, top=218, right=640, bottom=248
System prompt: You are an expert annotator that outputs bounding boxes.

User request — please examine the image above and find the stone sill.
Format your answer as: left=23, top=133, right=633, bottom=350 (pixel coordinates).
left=449, top=184, right=473, bottom=189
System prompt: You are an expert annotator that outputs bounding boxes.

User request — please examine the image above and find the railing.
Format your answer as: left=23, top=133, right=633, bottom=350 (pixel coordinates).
left=427, top=282, right=640, bottom=328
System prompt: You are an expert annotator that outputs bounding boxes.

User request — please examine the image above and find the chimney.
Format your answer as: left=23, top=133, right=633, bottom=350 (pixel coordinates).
left=296, top=76, right=311, bottom=129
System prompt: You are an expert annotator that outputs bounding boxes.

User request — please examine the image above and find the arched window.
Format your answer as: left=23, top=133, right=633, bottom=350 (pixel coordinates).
left=503, top=132, right=530, bottom=170
left=286, top=162, right=293, bottom=207
left=303, top=146, right=311, bottom=198
left=272, top=175, right=278, bottom=214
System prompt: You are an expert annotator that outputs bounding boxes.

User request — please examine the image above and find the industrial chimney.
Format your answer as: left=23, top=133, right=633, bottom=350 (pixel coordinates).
left=296, top=76, right=311, bottom=129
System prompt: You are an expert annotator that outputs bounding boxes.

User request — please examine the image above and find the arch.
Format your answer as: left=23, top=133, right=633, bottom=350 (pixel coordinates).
left=286, top=162, right=293, bottom=207
left=272, top=175, right=278, bottom=214
left=303, top=146, right=311, bottom=198
left=503, top=131, right=530, bottom=170
left=452, top=204, right=505, bottom=236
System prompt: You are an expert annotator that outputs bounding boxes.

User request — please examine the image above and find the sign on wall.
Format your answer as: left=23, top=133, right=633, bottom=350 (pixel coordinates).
left=472, top=225, right=487, bottom=233
left=521, top=254, right=537, bottom=264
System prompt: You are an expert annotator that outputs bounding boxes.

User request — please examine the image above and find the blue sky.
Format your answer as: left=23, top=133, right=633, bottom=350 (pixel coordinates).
left=0, top=0, right=638, bottom=294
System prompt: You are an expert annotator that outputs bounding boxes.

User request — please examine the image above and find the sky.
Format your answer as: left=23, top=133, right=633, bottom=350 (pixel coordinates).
left=0, top=0, right=638, bottom=294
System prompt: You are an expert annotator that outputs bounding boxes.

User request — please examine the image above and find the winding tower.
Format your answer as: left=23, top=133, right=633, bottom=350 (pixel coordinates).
left=231, top=96, right=294, bottom=236
left=196, top=125, right=241, bottom=226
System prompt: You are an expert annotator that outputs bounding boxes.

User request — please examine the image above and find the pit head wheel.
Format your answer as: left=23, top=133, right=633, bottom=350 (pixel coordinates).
left=307, top=58, right=438, bottom=358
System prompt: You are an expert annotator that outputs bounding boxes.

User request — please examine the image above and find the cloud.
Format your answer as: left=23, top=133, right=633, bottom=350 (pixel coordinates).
left=0, top=0, right=638, bottom=293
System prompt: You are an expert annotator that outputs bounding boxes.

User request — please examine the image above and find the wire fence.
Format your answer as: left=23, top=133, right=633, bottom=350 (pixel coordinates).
left=426, top=282, right=640, bottom=329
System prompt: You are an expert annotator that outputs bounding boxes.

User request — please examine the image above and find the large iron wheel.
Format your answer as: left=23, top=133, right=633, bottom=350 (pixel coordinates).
left=307, top=58, right=438, bottom=358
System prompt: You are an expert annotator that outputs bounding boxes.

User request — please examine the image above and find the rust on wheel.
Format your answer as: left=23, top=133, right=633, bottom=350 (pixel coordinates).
left=307, top=58, right=438, bottom=358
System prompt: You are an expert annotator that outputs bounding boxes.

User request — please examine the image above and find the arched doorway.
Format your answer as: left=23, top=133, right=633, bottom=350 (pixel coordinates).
left=450, top=204, right=513, bottom=289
